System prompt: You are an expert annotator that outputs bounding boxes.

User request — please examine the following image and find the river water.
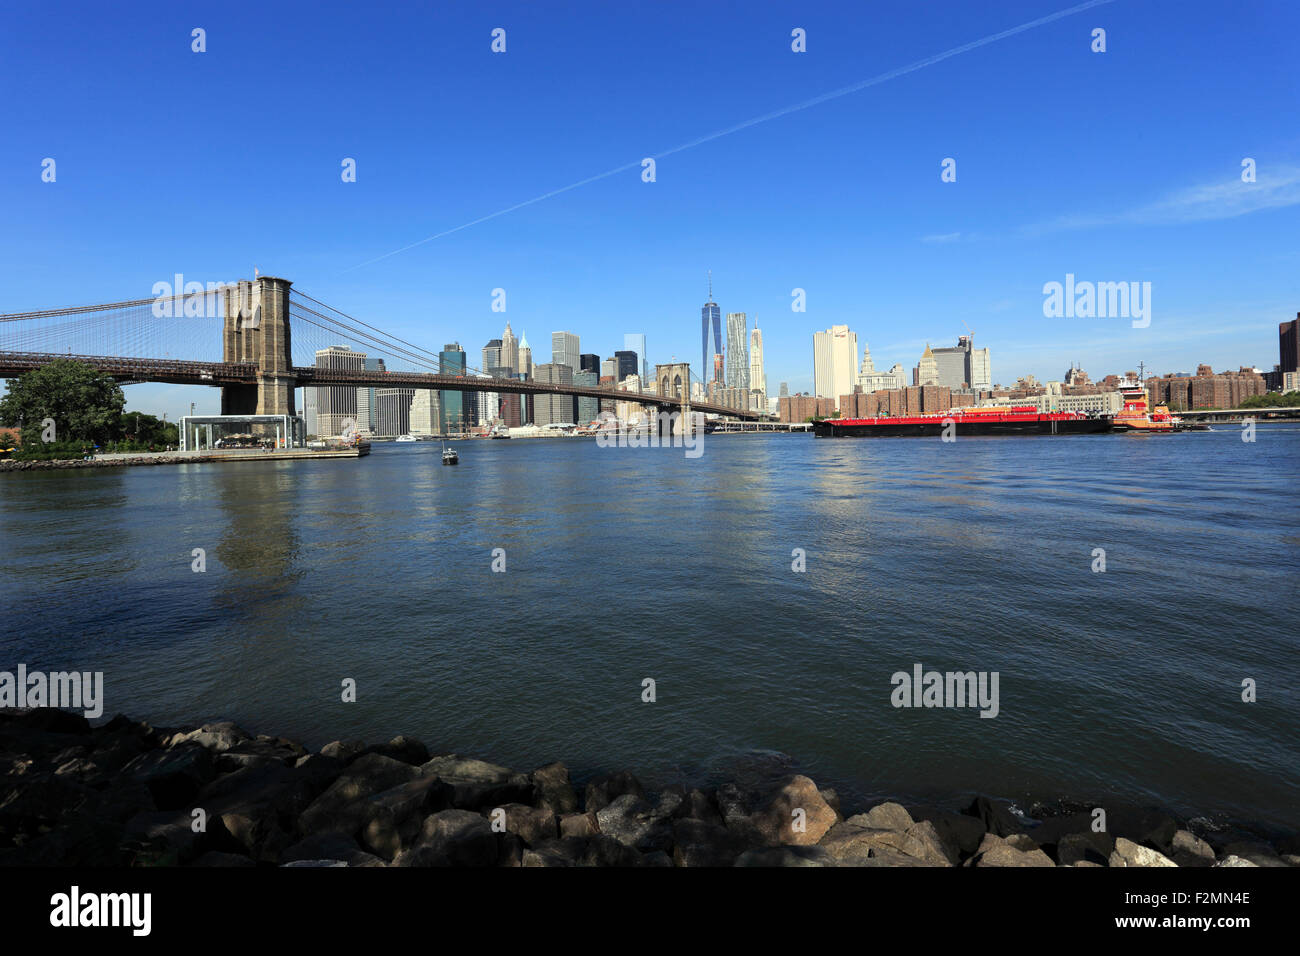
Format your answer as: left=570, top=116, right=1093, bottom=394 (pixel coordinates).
left=3, top=427, right=1298, bottom=829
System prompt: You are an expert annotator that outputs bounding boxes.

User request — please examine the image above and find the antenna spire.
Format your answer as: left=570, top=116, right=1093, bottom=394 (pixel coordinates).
left=707, top=270, right=713, bottom=301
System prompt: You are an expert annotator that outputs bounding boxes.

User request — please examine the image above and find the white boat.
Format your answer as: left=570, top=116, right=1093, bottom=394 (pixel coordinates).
left=441, top=444, right=459, bottom=465
left=395, top=434, right=417, bottom=443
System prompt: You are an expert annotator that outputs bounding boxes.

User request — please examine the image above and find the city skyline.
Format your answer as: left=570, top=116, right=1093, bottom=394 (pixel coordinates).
left=3, top=1, right=1296, bottom=422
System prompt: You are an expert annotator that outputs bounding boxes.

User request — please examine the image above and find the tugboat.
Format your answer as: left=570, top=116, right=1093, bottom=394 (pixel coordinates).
left=1111, top=382, right=1206, bottom=432
left=441, top=443, right=459, bottom=465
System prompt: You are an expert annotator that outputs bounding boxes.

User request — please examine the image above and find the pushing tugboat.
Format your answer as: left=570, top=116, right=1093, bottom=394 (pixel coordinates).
left=1111, top=382, right=1209, bottom=432
left=442, top=442, right=459, bottom=465
left=814, top=405, right=1112, bottom=438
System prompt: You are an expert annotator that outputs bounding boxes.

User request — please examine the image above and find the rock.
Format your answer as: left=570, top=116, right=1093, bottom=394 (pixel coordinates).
left=818, top=788, right=842, bottom=821
left=1168, top=829, right=1216, bottom=868
left=909, top=807, right=987, bottom=861
left=735, top=846, right=831, bottom=867
left=821, top=818, right=955, bottom=866
left=366, top=736, right=429, bottom=767
left=749, top=775, right=838, bottom=846
left=969, top=833, right=1054, bottom=867
left=320, top=740, right=367, bottom=764
left=282, top=832, right=386, bottom=867
left=671, top=818, right=752, bottom=867
left=170, top=721, right=250, bottom=753
left=595, top=793, right=673, bottom=852
left=391, top=810, right=498, bottom=867
left=1109, top=836, right=1177, bottom=867
left=521, top=835, right=643, bottom=867
left=583, top=771, right=644, bottom=814
left=1221, top=842, right=1288, bottom=867
left=123, top=809, right=227, bottom=864
left=215, top=735, right=307, bottom=773
left=640, top=850, right=674, bottom=867
left=532, top=762, right=578, bottom=815
left=861, top=801, right=913, bottom=831
left=122, top=743, right=216, bottom=810
left=2, top=708, right=91, bottom=736
left=1215, top=855, right=1258, bottom=867
left=1055, top=831, right=1114, bottom=866
left=420, top=755, right=533, bottom=811
left=678, top=788, right=722, bottom=825
left=359, top=776, right=449, bottom=860
left=559, top=812, right=601, bottom=838
left=492, top=803, right=557, bottom=846
left=298, top=754, right=421, bottom=837
left=1107, top=807, right=1180, bottom=854
left=965, top=796, right=1027, bottom=837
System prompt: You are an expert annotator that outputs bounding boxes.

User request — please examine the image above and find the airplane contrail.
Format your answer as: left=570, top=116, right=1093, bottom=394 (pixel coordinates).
left=343, top=0, right=1117, bottom=273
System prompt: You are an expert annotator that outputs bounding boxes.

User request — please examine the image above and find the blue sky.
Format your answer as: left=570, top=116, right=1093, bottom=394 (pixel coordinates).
left=2, top=0, right=1298, bottom=418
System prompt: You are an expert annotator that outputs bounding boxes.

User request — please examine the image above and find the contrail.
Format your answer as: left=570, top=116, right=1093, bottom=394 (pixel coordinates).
left=344, top=0, right=1116, bottom=273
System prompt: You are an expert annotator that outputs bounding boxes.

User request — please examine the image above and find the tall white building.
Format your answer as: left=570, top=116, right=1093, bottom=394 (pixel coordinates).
left=748, top=320, right=766, bottom=412
left=813, top=325, right=858, bottom=409
left=315, top=346, right=365, bottom=437
left=409, top=390, right=441, bottom=435
left=518, top=332, right=533, bottom=378
left=857, top=342, right=906, bottom=392
left=500, top=322, right=519, bottom=376
left=551, top=331, right=580, bottom=373
left=376, top=387, right=415, bottom=437
left=725, top=312, right=750, bottom=392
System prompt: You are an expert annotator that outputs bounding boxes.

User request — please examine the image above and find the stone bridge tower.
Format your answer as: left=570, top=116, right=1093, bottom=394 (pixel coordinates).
left=220, top=276, right=296, bottom=416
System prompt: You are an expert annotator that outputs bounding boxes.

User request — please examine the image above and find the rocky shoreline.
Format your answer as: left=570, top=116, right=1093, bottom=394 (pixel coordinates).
left=2, top=709, right=1296, bottom=867
left=0, top=456, right=210, bottom=471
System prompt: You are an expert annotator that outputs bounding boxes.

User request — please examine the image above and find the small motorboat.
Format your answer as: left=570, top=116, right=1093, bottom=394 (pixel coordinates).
left=395, top=434, right=417, bottom=442
left=441, top=444, right=459, bottom=465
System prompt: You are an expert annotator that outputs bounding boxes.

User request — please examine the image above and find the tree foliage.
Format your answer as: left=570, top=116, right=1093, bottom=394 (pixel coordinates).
left=0, top=360, right=127, bottom=446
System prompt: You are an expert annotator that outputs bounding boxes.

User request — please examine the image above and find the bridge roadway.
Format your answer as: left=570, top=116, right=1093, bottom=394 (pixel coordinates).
left=0, top=351, right=762, bottom=420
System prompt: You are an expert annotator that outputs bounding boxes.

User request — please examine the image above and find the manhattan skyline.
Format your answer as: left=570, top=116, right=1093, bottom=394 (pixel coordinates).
left=2, top=0, right=1297, bottom=420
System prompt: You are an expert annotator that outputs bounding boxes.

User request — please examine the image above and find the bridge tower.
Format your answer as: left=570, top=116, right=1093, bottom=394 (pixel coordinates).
left=220, top=276, right=296, bottom=417
left=655, top=361, right=694, bottom=439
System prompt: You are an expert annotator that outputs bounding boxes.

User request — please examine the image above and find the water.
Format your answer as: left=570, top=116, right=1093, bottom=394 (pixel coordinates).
left=3, top=428, right=1298, bottom=830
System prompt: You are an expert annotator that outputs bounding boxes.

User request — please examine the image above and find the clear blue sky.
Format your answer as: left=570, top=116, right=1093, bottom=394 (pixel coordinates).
left=2, top=0, right=1297, bottom=418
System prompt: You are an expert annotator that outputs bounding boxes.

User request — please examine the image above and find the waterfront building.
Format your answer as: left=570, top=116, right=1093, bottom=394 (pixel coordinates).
left=580, top=353, right=600, bottom=375
left=813, top=325, right=857, bottom=410
left=500, top=323, right=519, bottom=376
left=624, top=333, right=648, bottom=382
left=474, top=373, right=498, bottom=425
left=1281, top=313, right=1300, bottom=375
left=533, top=362, right=575, bottom=426
left=439, top=342, right=467, bottom=434
left=376, top=387, right=416, bottom=437
left=927, top=336, right=991, bottom=391
left=725, top=312, right=750, bottom=392
left=315, top=345, right=364, bottom=437
left=552, top=332, right=580, bottom=373
left=355, top=357, right=386, bottom=436
left=779, top=393, right=836, bottom=422
left=857, top=342, right=907, bottom=393
left=601, top=357, right=618, bottom=380
left=713, top=352, right=725, bottom=385
left=409, top=389, right=441, bottom=435
left=574, top=370, right=599, bottom=424
left=303, top=386, right=318, bottom=436
left=701, top=273, right=722, bottom=385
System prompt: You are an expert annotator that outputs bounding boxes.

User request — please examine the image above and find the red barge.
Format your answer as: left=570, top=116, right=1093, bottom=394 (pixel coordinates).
left=813, top=404, right=1112, bottom=438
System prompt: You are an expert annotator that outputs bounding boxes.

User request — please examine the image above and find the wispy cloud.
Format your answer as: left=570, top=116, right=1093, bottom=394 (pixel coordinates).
left=921, top=232, right=962, bottom=243
left=1027, top=165, right=1300, bottom=235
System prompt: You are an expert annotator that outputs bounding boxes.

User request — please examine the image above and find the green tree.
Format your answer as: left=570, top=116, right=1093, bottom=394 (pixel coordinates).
left=0, top=360, right=126, bottom=446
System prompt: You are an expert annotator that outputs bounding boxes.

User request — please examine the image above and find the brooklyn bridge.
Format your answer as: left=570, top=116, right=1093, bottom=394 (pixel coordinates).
left=0, top=275, right=762, bottom=423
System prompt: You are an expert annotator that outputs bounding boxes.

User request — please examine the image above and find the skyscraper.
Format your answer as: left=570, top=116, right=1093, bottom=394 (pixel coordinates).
left=500, top=322, right=519, bottom=376
left=376, top=387, right=416, bottom=437
left=551, top=331, right=580, bottom=373
left=748, top=319, right=765, bottom=411
left=439, top=342, right=467, bottom=434
left=518, top=332, right=533, bottom=379
left=1280, top=313, right=1300, bottom=374
left=482, top=338, right=503, bottom=375
left=409, top=389, right=440, bottom=435
left=701, top=272, right=722, bottom=385
left=915, top=344, right=940, bottom=386
left=614, top=350, right=639, bottom=383
left=725, top=312, right=749, bottom=392
left=624, top=333, right=647, bottom=382
left=315, top=345, right=364, bottom=437
left=579, top=353, right=600, bottom=374
left=813, top=325, right=858, bottom=410
left=533, top=363, right=574, bottom=426
left=574, top=370, right=599, bottom=424
left=355, top=356, right=386, bottom=436
left=931, top=335, right=990, bottom=391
